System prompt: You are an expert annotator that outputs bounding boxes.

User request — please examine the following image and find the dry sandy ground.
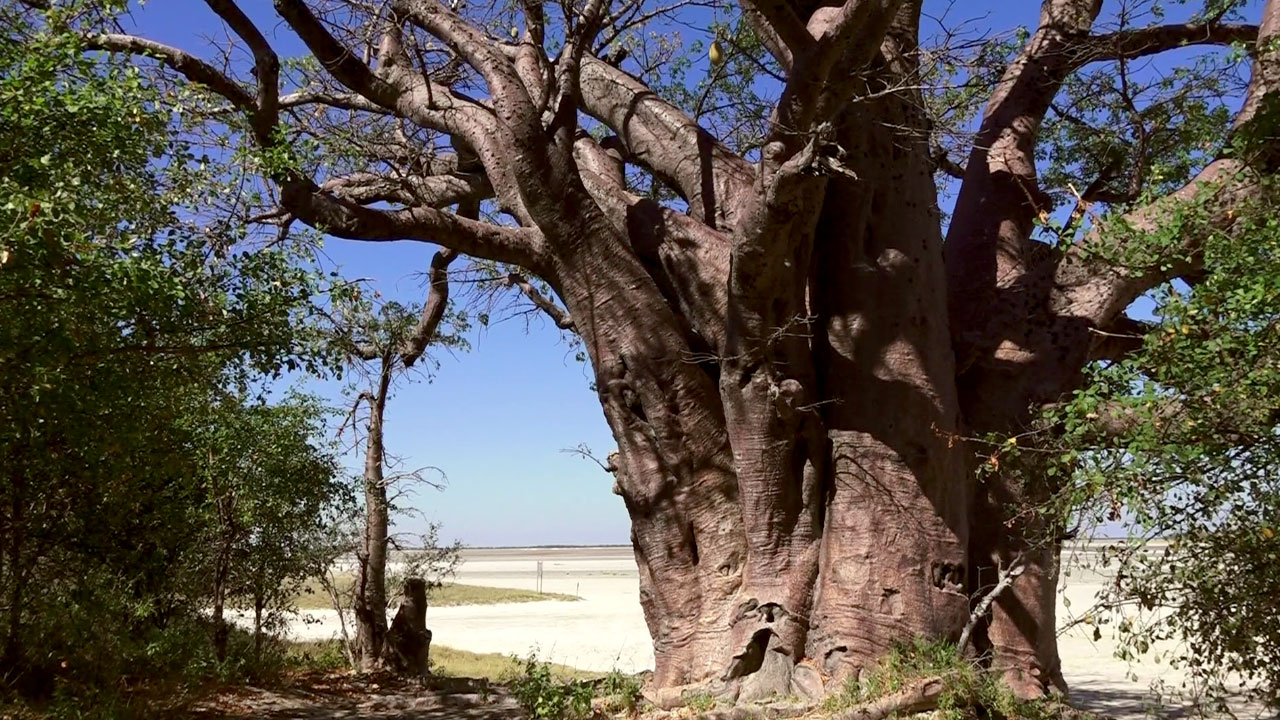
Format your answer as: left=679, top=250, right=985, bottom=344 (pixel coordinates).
left=272, top=546, right=1269, bottom=719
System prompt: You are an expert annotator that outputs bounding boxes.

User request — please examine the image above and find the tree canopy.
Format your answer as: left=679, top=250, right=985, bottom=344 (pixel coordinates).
left=0, top=7, right=351, bottom=707
left=6, top=0, right=1280, bottom=715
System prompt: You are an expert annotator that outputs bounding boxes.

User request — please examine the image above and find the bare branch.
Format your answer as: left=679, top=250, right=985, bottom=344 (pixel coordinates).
left=1087, top=314, right=1152, bottom=363
left=1071, top=21, right=1258, bottom=69
left=402, top=248, right=458, bottom=366
left=320, top=169, right=492, bottom=209
left=958, top=554, right=1026, bottom=653
left=578, top=55, right=752, bottom=227
left=273, top=0, right=404, bottom=110
left=280, top=180, right=548, bottom=270
left=87, top=33, right=253, bottom=109
left=829, top=676, right=947, bottom=720
left=279, top=90, right=395, bottom=114
left=503, top=273, right=574, bottom=330
left=204, top=0, right=279, bottom=140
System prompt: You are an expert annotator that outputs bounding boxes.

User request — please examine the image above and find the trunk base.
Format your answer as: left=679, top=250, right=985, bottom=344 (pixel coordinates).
left=379, top=578, right=432, bottom=676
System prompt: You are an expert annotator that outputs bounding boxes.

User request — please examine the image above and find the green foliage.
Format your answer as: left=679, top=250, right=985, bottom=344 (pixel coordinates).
left=821, top=639, right=1062, bottom=720
left=683, top=690, right=718, bottom=712
left=284, top=639, right=352, bottom=673
left=1019, top=178, right=1280, bottom=711
left=193, top=393, right=352, bottom=654
left=596, top=670, right=644, bottom=716
left=508, top=654, right=596, bottom=720
left=0, top=9, right=345, bottom=714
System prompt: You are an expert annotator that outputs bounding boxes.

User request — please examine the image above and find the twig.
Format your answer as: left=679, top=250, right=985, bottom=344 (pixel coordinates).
left=958, top=552, right=1027, bottom=654
left=319, top=567, right=357, bottom=669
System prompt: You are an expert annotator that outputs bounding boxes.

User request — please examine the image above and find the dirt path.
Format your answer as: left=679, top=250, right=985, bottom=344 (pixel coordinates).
left=184, top=674, right=525, bottom=720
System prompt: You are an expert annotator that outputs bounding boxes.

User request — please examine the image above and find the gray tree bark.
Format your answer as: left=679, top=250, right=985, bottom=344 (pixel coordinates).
left=353, top=350, right=394, bottom=671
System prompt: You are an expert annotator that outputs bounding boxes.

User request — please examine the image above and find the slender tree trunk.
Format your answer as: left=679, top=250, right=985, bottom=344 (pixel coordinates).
left=253, top=589, right=265, bottom=656
left=212, top=490, right=234, bottom=663
left=354, top=352, right=393, bottom=671
left=212, top=560, right=229, bottom=662
left=1, top=470, right=24, bottom=677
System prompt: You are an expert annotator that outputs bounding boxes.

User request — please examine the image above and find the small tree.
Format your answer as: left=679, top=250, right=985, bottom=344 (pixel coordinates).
left=1002, top=193, right=1280, bottom=713
left=194, top=393, right=349, bottom=660
left=330, top=262, right=468, bottom=671
left=0, top=6, right=340, bottom=702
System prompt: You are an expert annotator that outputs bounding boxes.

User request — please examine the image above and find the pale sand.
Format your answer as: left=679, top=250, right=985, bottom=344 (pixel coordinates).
left=268, top=546, right=1268, bottom=719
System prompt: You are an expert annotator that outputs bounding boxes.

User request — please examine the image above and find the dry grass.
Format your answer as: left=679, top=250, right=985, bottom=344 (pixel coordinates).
left=431, top=645, right=599, bottom=681
left=292, top=577, right=579, bottom=610
left=283, top=639, right=597, bottom=682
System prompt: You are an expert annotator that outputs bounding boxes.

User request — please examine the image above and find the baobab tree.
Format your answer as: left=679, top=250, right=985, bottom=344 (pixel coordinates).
left=61, top=0, right=1279, bottom=700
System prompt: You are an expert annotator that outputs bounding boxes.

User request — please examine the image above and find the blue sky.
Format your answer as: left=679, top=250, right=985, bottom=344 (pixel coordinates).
left=121, top=0, right=1248, bottom=546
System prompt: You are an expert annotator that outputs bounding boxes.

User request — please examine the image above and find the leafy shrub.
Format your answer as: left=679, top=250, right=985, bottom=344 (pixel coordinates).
left=596, top=670, right=644, bottom=715
left=508, top=654, right=595, bottom=720
left=683, top=691, right=718, bottom=712
left=820, top=638, right=1063, bottom=720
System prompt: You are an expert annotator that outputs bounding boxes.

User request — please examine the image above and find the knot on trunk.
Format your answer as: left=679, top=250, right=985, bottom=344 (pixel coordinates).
left=721, top=599, right=824, bottom=704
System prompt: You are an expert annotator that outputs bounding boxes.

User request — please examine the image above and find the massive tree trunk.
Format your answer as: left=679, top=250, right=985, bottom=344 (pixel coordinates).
left=544, top=14, right=971, bottom=690
left=101, top=0, right=1280, bottom=702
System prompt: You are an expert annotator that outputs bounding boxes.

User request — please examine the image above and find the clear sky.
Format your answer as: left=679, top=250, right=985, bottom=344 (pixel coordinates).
left=120, top=0, right=1245, bottom=547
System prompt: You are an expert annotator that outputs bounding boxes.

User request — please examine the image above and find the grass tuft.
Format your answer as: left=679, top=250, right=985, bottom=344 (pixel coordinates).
left=820, top=637, right=1067, bottom=720
left=292, top=577, right=580, bottom=609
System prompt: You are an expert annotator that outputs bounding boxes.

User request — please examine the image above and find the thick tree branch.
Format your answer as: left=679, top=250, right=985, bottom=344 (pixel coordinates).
left=321, top=169, right=492, bottom=209
left=772, top=0, right=904, bottom=144
left=397, top=0, right=542, bottom=136
left=401, top=248, right=458, bottom=366
left=277, top=0, right=497, bottom=143
left=738, top=4, right=794, bottom=70
left=578, top=55, right=753, bottom=227
left=1053, top=0, right=1280, bottom=326
left=204, top=0, right=279, bottom=140
left=948, top=8, right=1263, bottom=360
left=573, top=135, right=730, bottom=351
left=945, top=0, right=1105, bottom=360
left=87, top=34, right=254, bottom=109
left=273, top=0, right=404, bottom=109
left=1049, top=158, right=1261, bottom=330
left=1071, top=21, right=1258, bottom=69
left=279, top=90, right=395, bottom=114
left=548, top=0, right=609, bottom=147
left=281, top=180, right=548, bottom=270
left=737, top=0, right=813, bottom=59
